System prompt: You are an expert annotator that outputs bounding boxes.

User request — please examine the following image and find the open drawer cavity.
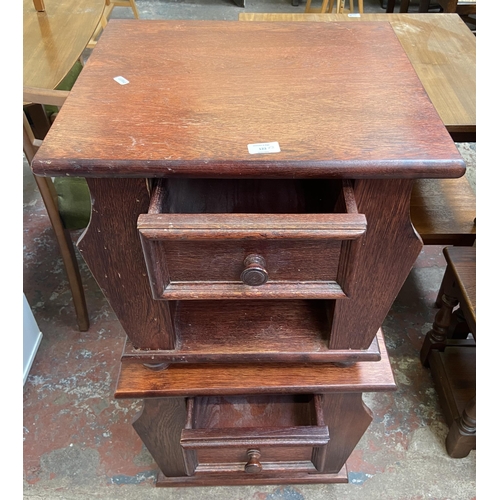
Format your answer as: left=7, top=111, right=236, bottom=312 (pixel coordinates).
left=138, top=179, right=366, bottom=300
left=181, top=394, right=329, bottom=476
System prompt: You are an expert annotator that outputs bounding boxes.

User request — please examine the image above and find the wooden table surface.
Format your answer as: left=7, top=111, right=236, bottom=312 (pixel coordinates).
left=32, top=20, right=464, bottom=179
left=239, top=13, right=476, bottom=139
left=23, top=0, right=104, bottom=89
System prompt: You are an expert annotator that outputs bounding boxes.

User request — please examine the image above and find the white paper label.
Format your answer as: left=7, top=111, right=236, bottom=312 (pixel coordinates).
left=247, top=142, right=281, bottom=154
left=348, top=13, right=361, bottom=17
left=114, top=76, right=129, bottom=85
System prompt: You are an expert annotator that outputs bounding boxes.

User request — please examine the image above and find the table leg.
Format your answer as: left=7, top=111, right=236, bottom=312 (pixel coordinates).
left=77, top=178, right=175, bottom=350
left=330, top=179, right=423, bottom=350
left=446, top=395, right=476, bottom=458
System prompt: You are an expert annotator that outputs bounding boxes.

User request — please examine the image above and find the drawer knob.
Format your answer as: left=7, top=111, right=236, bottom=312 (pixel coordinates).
left=241, top=254, right=268, bottom=286
left=244, top=449, right=262, bottom=473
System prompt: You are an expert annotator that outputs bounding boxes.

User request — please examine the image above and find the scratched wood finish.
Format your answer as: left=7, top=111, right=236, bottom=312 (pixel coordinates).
left=32, top=20, right=464, bottom=178
left=115, top=329, right=396, bottom=398
left=77, top=178, right=175, bottom=349
left=329, top=179, right=423, bottom=349
left=23, top=0, right=104, bottom=89
left=238, top=13, right=476, bottom=140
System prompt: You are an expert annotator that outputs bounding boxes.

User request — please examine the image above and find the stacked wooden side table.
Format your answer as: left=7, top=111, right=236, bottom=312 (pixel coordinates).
left=31, top=20, right=466, bottom=487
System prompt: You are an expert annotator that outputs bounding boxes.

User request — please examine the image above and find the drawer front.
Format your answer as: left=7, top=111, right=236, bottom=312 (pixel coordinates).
left=189, top=444, right=320, bottom=475
left=180, top=395, right=329, bottom=476
left=138, top=213, right=366, bottom=300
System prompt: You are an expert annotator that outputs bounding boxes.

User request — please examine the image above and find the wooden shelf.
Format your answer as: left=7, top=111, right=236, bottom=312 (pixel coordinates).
left=121, top=300, right=381, bottom=365
left=116, top=329, right=395, bottom=398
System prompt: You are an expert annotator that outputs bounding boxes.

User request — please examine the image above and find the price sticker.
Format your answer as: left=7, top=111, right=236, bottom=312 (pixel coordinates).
left=247, top=142, right=281, bottom=154
left=113, top=76, right=130, bottom=85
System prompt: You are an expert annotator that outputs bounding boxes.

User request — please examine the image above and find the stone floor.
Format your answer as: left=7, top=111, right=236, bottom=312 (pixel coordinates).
left=23, top=1, right=476, bottom=499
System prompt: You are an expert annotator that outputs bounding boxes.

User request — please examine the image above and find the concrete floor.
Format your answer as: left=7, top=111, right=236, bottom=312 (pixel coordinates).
left=23, top=1, right=476, bottom=499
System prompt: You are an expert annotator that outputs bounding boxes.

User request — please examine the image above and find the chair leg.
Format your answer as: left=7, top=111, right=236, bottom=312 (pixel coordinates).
left=34, top=175, right=90, bottom=332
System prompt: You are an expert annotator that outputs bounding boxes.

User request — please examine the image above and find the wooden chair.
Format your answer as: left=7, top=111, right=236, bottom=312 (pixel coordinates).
left=305, top=0, right=363, bottom=14
left=23, top=87, right=90, bottom=332
left=420, top=246, right=476, bottom=458
left=87, top=0, right=139, bottom=49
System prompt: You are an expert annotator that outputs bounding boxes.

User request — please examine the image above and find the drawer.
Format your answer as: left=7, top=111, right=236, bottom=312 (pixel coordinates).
left=180, top=394, right=329, bottom=476
left=138, top=179, right=366, bottom=300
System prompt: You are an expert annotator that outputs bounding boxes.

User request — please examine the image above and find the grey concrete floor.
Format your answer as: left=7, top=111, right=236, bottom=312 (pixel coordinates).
left=23, top=1, right=477, bottom=499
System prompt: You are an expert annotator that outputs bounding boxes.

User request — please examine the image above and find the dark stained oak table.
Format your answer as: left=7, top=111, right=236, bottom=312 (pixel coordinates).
left=239, top=13, right=476, bottom=142
left=32, top=20, right=465, bottom=486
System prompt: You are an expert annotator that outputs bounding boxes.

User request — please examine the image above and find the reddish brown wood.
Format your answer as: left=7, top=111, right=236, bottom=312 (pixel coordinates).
left=32, top=21, right=464, bottom=179
left=120, top=303, right=382, bottom=365
left=330, top=179, right=423, bottom=349
left=115, top=330, right=395, bottom=398
left=132, top=398, right=188, bottom=477
left=155, top=466, right=348, bottom=486
left=77, top=178, right=175, bottom=349
left=321, top=393, right=373, bottom=473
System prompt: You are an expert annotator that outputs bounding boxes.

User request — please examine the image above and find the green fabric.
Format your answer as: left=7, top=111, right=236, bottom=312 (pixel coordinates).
left=53, top=177, right=91, bottom=230
left=44, top=60, right=84, bottom=116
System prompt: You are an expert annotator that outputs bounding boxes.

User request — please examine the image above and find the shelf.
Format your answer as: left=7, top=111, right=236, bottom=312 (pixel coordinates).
left=116, top=329, right=395, bottom=398
left=121, top=300, right=381, bottom=365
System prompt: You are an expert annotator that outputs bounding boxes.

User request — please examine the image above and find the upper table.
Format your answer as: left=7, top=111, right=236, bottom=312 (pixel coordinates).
left=31, top=21, right=465, bottom=355
left=239, top=13, right=476, bottom=142
left=23, top=0, right=104, bottom=89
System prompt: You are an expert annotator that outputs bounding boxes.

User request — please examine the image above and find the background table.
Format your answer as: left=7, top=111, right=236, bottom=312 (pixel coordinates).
left=238, top=13, right=476, bottom=142
left=23, top=0, right=104, bottom=90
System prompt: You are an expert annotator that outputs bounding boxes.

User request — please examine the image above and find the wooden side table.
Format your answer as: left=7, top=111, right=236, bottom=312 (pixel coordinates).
left=420, top=246, right=476, bottom=458
left=32, top=20, right=466, bottom=486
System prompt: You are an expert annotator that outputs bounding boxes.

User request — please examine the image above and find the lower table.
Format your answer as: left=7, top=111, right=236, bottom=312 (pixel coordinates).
left=116, top=329, right=396, bottom=486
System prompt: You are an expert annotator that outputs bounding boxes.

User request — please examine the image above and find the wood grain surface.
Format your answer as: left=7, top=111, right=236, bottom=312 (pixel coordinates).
left=239, top=13, right=476, bottom=139
left=115, top=329, right=396, bottom=398
left=23, top=0, right=104, bottom=89
left=32, top=20, right=464, bottom=178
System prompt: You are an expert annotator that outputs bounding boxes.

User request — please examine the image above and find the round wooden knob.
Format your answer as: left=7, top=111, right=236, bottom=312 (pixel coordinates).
left=244, top=449, right=262, bottom=473
left=240, top=254, right=268, bottom=286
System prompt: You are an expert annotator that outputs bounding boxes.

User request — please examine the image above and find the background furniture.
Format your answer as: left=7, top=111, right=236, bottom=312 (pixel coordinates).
left=31, top=20, right=466, bottom=486
left=420, top=246, right=476, bottom=458
left=23, top=88, right=90, bottom=332
left=23, top=0, right=104, bottom=330
left=305, top=0, right=363, bottom=13
left=87, top=0, right=139, bottom=49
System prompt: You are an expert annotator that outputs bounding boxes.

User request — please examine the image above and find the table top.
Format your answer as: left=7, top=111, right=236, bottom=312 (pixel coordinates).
left=32, top=20, right=464, bottom=179
left=239, top=13, right=476, bottom=136
left=23, top=0, right=104, bottom=89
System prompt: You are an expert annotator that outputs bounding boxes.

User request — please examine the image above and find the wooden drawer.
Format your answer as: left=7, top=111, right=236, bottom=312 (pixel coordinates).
left=138, top=178, right=366, bottom=300
left=180, top=394, right=329, bottom=476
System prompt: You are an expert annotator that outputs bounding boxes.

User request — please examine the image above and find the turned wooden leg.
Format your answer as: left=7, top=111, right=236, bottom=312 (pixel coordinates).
left=435, top=265, right=455, bottom=308
left=446, top=396, right=476, bottom=458
left=420, top=293, right=458, bottom=366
